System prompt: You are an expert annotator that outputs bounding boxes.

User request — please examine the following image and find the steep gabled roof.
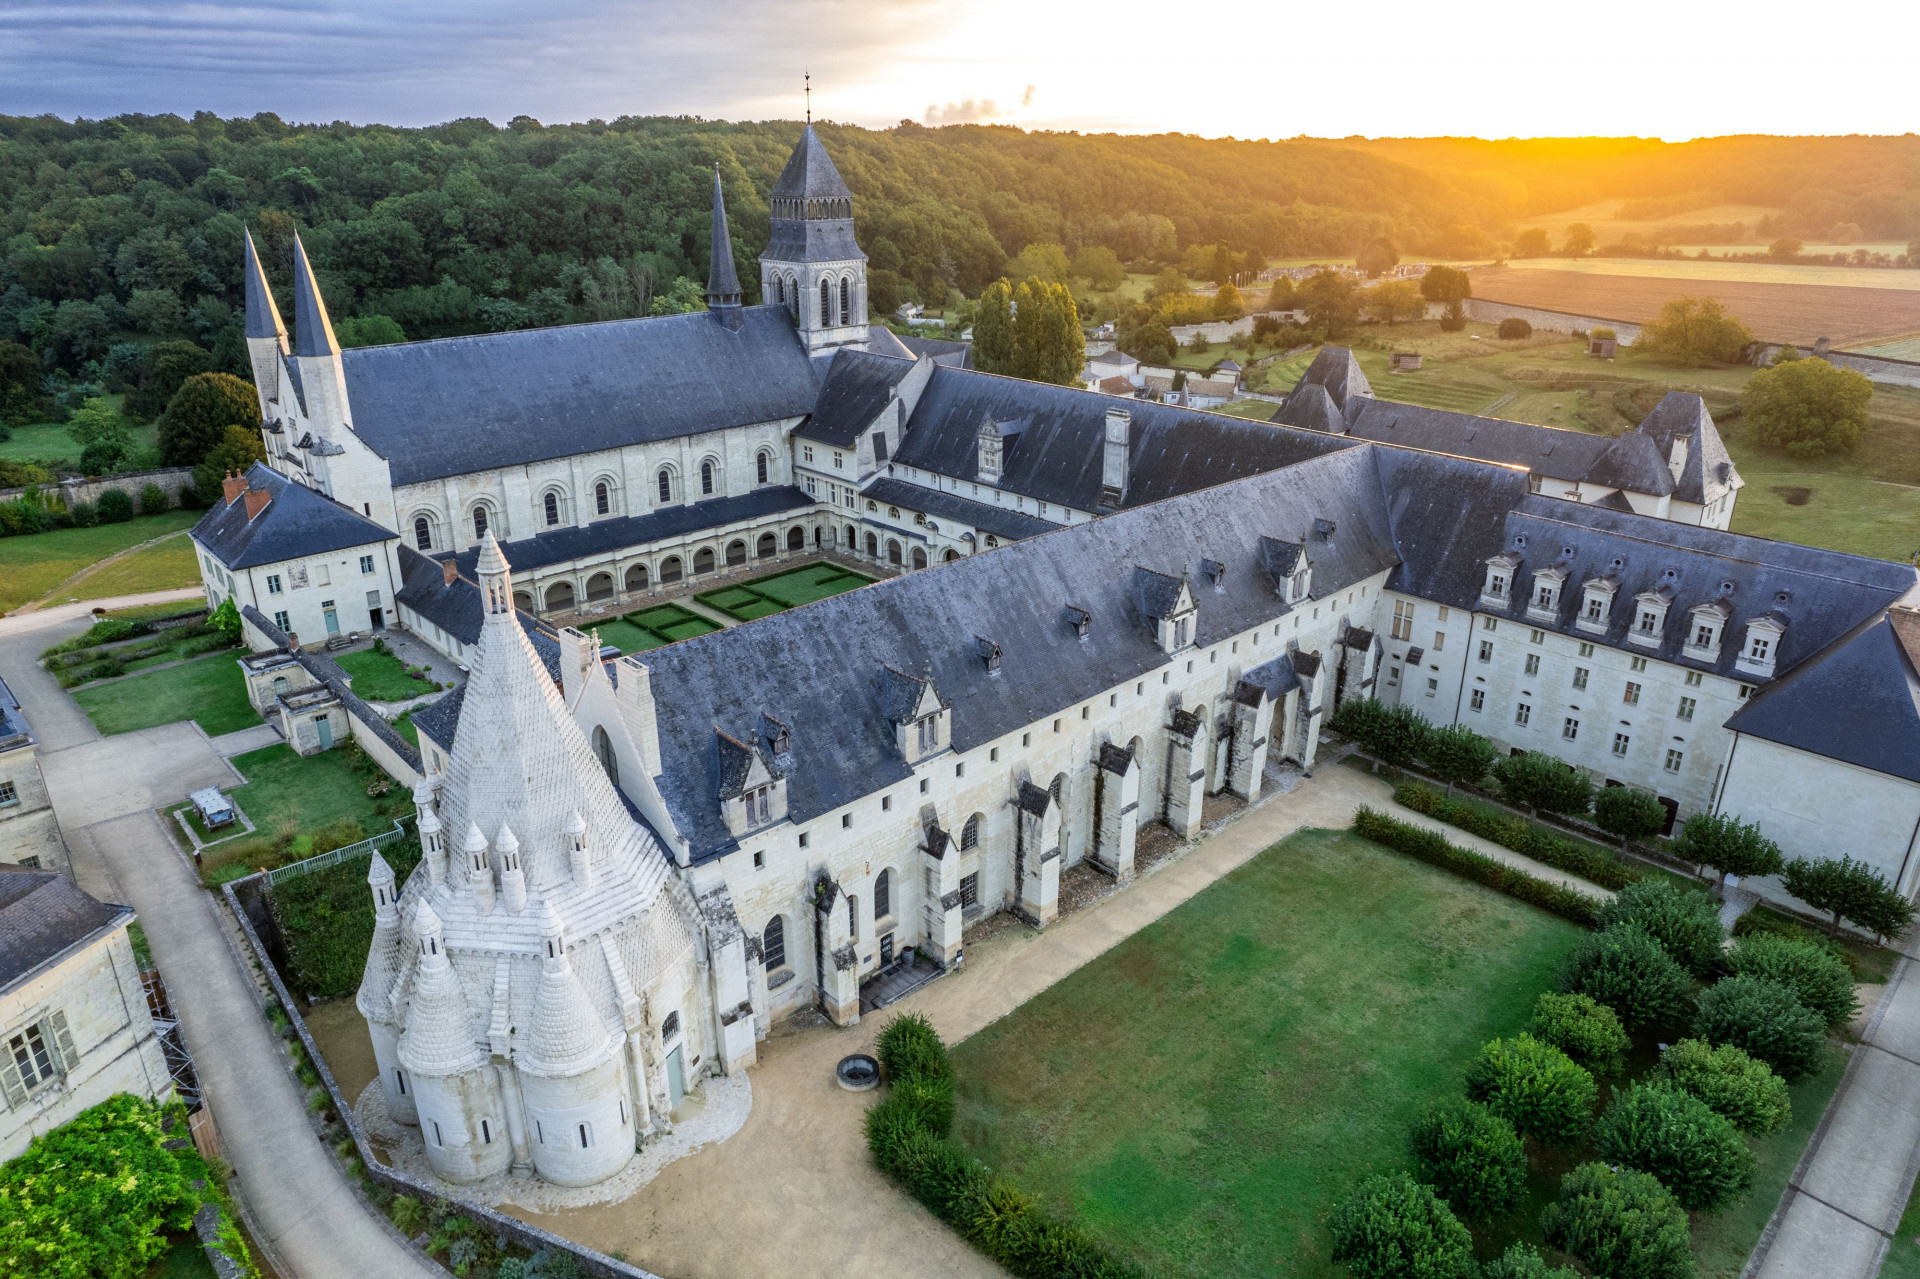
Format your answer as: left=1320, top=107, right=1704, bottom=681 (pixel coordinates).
left=1295, top=346, right=1373, bottom=410
left=0, top=868, right=130, bottom=995
left=803, top=347, right=914, bottom=447
left=191, top=463, right=393, bottom=570
left=1342, top=398, right=1613, bottom=482
left=1584, top=431, right=1676, bottom=496
left=769, top=124, right=854, bottom=201
left=1632, top=392, right=1741, bottom=505
left=1727, top=607, right=1920, bottom=782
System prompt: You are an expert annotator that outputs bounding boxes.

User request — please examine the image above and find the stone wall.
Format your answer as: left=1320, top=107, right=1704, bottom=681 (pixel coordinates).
left=1751, top=343, right=1920, bottom=390
left=1463, top=299, right=1641, bottom=345
left=0, top=467, right=197, bottom=508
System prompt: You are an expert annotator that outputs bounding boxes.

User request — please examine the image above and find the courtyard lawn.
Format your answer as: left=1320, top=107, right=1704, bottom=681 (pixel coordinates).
left=949, top=826, right=1584, bottom=1278
left=623, top=602, right=723, bottom=645
left=180, top=742, right=395, bottom=877
left=694, top=561, right=877, bottom=621
left=0, top=510, right=200, bottom=613
left=70, top=650, right=258, bottom=736
left=334, top=646, right=435, bottom=702
left=586, top=618, right=659, bottom=654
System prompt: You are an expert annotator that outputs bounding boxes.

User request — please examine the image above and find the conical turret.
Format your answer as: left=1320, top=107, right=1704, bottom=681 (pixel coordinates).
left=464, top=821, right=494, bottom=913
left=242, top=228, right=288, bottom=409
left=415, top=777, right=446, bottom=886
left=355, top=851, right=402, bottom=1022
left=565, top=809, right=592, bottom=888
left=523, top=903, right=617, bottom=1076
left=706, top=166, right=744, bottom=330
left=398, top=900, right=486, bottom=1076
left=497, top=822, right=527, bottom=914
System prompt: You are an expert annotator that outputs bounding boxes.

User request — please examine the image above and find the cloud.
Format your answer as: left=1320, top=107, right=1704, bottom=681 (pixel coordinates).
left=923, top=97, right=1004, bottom=126
left=1020, top=84, right=1035, bottom=108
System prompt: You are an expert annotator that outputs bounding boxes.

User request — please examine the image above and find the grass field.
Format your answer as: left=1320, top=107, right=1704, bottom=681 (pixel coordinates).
left=1881, top=1175, right=1920, bottom=1279
left=1470, top=266, right=1920, bottom=347
left=177, top=743, right=392, bottom=871
left=694, top=562, right=875, bottom=621
left=334, top=647, right=435, bottom=701
left=0, top=510, right=202, bottom=613
left=0, top=397, right=155, bottom=469
left=949, top=827, right=1584, bottom=1277
left=70, top=650, right=257, bottom=736
left=623, top=601, right=723, bottom=645
left=63, top=530, right=201, bottom=602
left=1851, top=334, right=1920, bottom=361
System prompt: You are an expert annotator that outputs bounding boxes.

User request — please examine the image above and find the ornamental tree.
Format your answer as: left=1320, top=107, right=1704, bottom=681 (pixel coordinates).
left=1542, top=1162, right=1693, bottom=1279
left=1421, top=723, right=1497, bottom=797
left=1331, top=697, right=1432, bottom=772
left=1743, top=354, right=1872, bottom=459
left=1694, top=973, right=1828, bottom=1082
left=1654, top=1038, right=1791, bottom=1135
left=158, top=371, right=259, bottom=468
left=1410, top=1098, right=1528, bottom=1218
left=1595, top=879, right=1726, bottom=977
left=1592, top=1082, right=1756, bottom=1211
left=1639, top=295, right=1755, bottom=365
left=1420, top=265, right=1473, bottom=305
left=1463, top=1034, right=1597, bottom=1146
left=1782, top=855, right=1916, bottom=940
left=1493, top=750, right=1593, bottom=818
left=1528, top=991, right=1631, bottom=1077
left=1593, top=786, right=1668, bottom=849
left=1675, top=812, right=1783, bottom=895
left=1327, top=1173, right=1478, bottom=1279
left=1561, top=923, right=1696, bottom=1027
left=1727, top=934, right=1858, bottom=1026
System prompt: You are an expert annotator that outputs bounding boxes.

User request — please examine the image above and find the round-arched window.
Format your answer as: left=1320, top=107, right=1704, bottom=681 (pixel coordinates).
left=657, top=468, right=673, bottom=503
left=595, top=481, right=610, bottom=516
left=413, top=516, right=431, bottom=550
left=840, top=276, right=851, bottom=326
left=592, top=724, right=619, bottom=787
left=763, top=916, right=787, bottom=970
left=819, top=278, right=832, bottom=327
left=473, top=506, right=489, bottom=539
left=543, top=491, right=560, bottom=526
left=701, top=461, right=715, bottom=496
left=756, top=451, right=770, bottom=485
left=961, top=814, right=980, bottom=850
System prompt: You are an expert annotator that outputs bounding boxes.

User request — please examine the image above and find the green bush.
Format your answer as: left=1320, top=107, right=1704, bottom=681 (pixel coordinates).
left=1654, top=1038, right=1791, bottom=1135
left=1410, top=1098, right=1528, bottom=1218
left=1493, top=750, right=1594, bottom=818
left=894, top=1074, right=956, bottom=1140
left=1420, top=722, right=1498, bottom=796
left=1352, top=807, right=1601, bottom=926
left=1596, top=880, right=1725, bottom=977
left=266, top=836, right=423, bottom=996
left=138, top=482, right=170, bottom=514
left=877, top=1011, right=952, bottom=1084
left=1592, top=1082, right=1755, bottom=1211
left=1541, top=1162, right=1694, bottom=1279
left=209, top=596, right=242, bottom=640
left=1727, top=933, right=1858, bottom=1026
left=1593, top=786, right=1668, bottom=847
left=69, top=499, right=98, bottom=526
left=0, top=1094, right=199, bottom=1279
left=1528, top=991, right=1630, bottom=1076
left=1330, top=696, right=1432, bottom=770
left=1327, top=1173, right=1477, bottom=1279
left=1463, top=1034, right=1597, bottom=1146
left=1497, top=317, right=1534, bottom=340
left=1393, top=782, right=1641, bottom=890
left=1481, top=1243, right=1580, bottom=1279
left=96, top=488, right=134, bottom=523
left=1693, top=973, right=1828, bottom=1082
left=1561, top=924, right=1696, bottom=1026
left=1731, top=909, right=1860, bottom=977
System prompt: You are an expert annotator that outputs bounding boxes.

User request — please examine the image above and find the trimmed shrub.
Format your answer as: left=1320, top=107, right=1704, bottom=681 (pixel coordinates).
left=138, top=482, right=170, bottom=514
left=1411, top=1098, right=1528, bottom=1217
left=1421, top=723, right=1498, bottom=796
left=96, top=488, right=134, bottom=523
left=1529, top=991, right=1630, bottom=1076
left=1393, top=782, right=1640, bottom=890
left=1676, top=811, right=1783, bottom=892
left=1330, top=696, right=1432, bottom=770
left=1694, top=973, right=1828, bottom=1082
left=1561, top=923, right=1696, bottom=1026
left=1783, top=855, right=1917, bottom=940
left=1732, top=908, right=1860, bottom=977
left=877, top=1012, right=952, bottom=1084
left=1493, top=750, right=1594, bottom=818
left=1464, top=1034, right=1597, bottom=1146
left=1727, top=933, right=1858, bottom=1026
left=1497, top=317, right=1534, bottom=340
left=1482, top=1243, right=1581, bottom=1279
left=1542, top=1162, right=1694, bottom=1279
left=1596, top=880, right=1726, bottom=977
left=1327, top=1173, right=1478, bottom=1279
left=1593, top=1082, right=1755, bottom=1210
left=894, top=1074, right=956, bottom=1140
left=1593, top=786, right=1668, bottom=847
left=1655, top=1038, right=1790, bottom=1135
left=69, top=499, right=98, bottom=527
left=1353, top=807, right=1601, bottom=926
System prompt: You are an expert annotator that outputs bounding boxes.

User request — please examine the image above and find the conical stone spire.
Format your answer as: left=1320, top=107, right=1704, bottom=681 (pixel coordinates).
left=291, top=232, right=340, bottom=358
left=706, top=165, right=744, bottom=329
left=398, top=900, right=486, bottom=1076
left=243, top=229, right=287, bottom=344
left=523, top=903, right=617, bottom=1076
left=355, top=851, right=402, bottom=1022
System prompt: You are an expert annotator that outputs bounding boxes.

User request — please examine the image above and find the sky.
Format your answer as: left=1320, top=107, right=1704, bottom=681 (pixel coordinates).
left=1, top=0, right=1915, bottom=142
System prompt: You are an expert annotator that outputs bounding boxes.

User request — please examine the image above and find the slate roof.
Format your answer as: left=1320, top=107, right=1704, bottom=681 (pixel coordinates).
left=1341, top=399, right=1615, bottom=482
left=191, top=463, right=394, bottom=570
left=638, top=446, right=1399, bottom=861
left=878, top=358, right=1356, bottom=513
left=860, top=476, right=1063, bottom=542
left=864, top=327, right=917, bottom=360
left=240, top=605, right=424, bottom=772
left=410, top=681, right=465, bottom=754
left=895, top=334, right=972, bottom=368
left=1726, top=606, right=1920, bottom=783
left=337, top=307, right=821, bottom=486
left=0, top=867, right=131, bottom=995
left=291, top=234, right=338, bottom=358
left=1582, top=430, right=1675, bottom=496
left=770, top=124, right=854, bottom=201
left=1634, top=392, right=1741, bottom=505
left=0, top=674, right=30, bottom=750
left=1295, top=346, right=1372, bottom=409
left=388, top=546, right=563, bottom=678
left=803, top=349, right=915, bottom=447
left=763, top=126, right=864, bottom=263
left=1274, top=383, right=1344, bottom=433
left=243, top=229, right=285, bottom=342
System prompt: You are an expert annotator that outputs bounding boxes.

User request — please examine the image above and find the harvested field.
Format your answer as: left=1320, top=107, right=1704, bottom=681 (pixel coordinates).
left=1501, top=256, right=1920, bottom=292
left=1470, top=267, right=1920, bottom=346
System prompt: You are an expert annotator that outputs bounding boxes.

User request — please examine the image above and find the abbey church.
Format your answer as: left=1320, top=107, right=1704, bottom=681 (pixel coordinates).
left=192, top=126, right=1920, bottom=1191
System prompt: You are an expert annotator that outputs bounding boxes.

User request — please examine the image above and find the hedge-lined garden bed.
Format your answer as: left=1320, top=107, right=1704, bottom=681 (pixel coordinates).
left=1354, top=806, right=1603, bottom=926
left=1393, top=781, right=1644, bottom=891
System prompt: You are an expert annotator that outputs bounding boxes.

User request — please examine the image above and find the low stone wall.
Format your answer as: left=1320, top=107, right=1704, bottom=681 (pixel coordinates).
left=1751, top=343, right=1920, bottom=389
left=1464, top=298, right=1641, bottom=345
left=0, top=466, right=197, bottom=507
left=1169, top=310, right=1304, bottom=345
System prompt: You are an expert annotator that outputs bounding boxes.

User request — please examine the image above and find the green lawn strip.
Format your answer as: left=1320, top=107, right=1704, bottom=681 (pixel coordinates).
left=392, top=710, right=419, bottom=748
left=949, top=826, right=1585, bottom=1278
left=70, top=650, right=258, bottom=736
left=1690, top=1041, right=1849, bottom=1279
left=197, top=744, right=393, bottom=872
left=658, top=617, right=720, bottom=641
left=334, top=647, right=435, bottom=701
left=0, top=510, right=201, bottom=613
left=1880, top=1165, right=1920, bottom=1279
left=106, top=601, right=207, bottom=624
left=1726, top=442, right=1920, bottom=563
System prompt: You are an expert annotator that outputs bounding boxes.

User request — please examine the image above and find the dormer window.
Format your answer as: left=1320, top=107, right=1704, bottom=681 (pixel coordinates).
left=1585, top=597, right=1604, bottom=621
left=1481, top=553, right=1521, bottom=609
left=1736, top=613, right=1786, bottom=677
left=1685, top=601, right=1729, bottom=660
left=1065, top=605, right=1091, bottom=638
left=1289, top=567, right=1311, bottom=602
left=977, top=635, right=1002, bottom=671
left=1748, top=633, right=1771, bottom=662
left=1528, top=565, right=1568, bottom=622
left=718, top=729, right=787, bottom=835
left=1629, top=590, right=1672, bottom=648
left=1577, top=576, right=1619, bottom=634
left=1201, top=559, right=1225, bottom=588
left=887, top=666, right=951, bottom=763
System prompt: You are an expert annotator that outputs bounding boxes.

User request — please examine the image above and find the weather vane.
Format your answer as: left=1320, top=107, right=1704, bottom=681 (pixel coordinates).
left=805, top=70, right=811, bottom=124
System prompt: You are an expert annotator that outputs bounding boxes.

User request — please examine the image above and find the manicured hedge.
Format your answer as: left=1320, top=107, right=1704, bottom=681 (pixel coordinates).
left=1694, top=973, right=1828, bottom=1083
left=1353, top=807, right=1602, bottom=926
left=1542, top=1162, right=1693, bottom=1279
left=1528, top=992, right=1630, bottom=1077
left=1560, top=924, right=1696, bottom=1027
left=1727, top=933, right=1859, bottom=1027
left=1592, top=1082, right=1755, bottom=1211
left=863, top=1015, right=1150, bottom=1279
left=1393, top=782, right=1641, bottom=891
left=1596, top=879, right=1726, bottom=978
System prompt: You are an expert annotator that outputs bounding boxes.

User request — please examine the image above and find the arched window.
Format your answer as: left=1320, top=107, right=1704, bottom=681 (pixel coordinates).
left=763, top=916, right=786, bottom=970
left=1050, top=773, right=1065, bottom=805
left=271, top=675, right=289, bottom=694
left=595, top=481, right=610, bottom=516
left=544, top=581, right=575, bottom=611
left=774, top=276, right=785, bottom=307
left=911, top=547, right=927, bottom=570
left=874, top=869, right=891, bottom=920
left=756, top=451, right=770, bottom=485
left=413, top=516, right=431, bottom=550
left=701, top=460, right=715, bottom=496
left=543, top=491, right=560, bottom=526
left=661, top=1011, right=680, bottom=1041
left=473, top=506, right=489, bottom=539
left=944, top=549, right=960, bottom=562
left=625, top=563, right=649, bottom=591
left=660, top=556, right=683, bottom=583
left=786, top=274, right=799, bottom=318
left=787, top=526, right=805, bottom=551
left=840, top=276, right=851, bottom=326
left=819, top=278, right=832, bottom=327
left=887, top=539, right=903, bottom=566
left=865, top=532, right=878, bottom=557
left=961, top=814, right=980, bottom=850
left=657, top=468, right=673, bottom=504
left=592, top=725, right=619, bottom=788
left=844, top=523, right=856, bottom=547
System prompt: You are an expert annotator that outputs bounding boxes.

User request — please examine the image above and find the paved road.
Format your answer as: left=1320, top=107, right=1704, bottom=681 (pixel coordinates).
left=0, top=591, right=443, bottom=1278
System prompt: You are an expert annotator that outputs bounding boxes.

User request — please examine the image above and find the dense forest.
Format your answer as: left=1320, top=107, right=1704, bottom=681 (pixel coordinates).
left=3, top=112, right=1919, bottom=431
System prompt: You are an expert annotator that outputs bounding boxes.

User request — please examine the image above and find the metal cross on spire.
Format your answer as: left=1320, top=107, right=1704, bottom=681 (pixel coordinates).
left=804, top=70, right=811, bottom=123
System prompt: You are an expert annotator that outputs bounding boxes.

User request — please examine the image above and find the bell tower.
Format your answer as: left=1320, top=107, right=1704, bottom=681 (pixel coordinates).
left=758, top=124, right=869, bottom=355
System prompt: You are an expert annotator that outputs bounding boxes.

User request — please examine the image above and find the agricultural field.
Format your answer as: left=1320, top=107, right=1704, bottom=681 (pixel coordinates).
left=1470, top=266, right=1920, bottom=347
left=1850, top=333, right=1920, bottom=360
left=1500, top=256, right=1920, bottom=293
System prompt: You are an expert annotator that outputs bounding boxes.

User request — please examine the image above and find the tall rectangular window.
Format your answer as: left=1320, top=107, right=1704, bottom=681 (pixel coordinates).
left=1469, top=689, right=1484, bottom=712
left=1391, top=600, right=1414, bottom=641
left=1612, top=732, right=1630, bottom=757
left=1579, top=642, right=1595, bottom=658
left=1525, top=654, right=1540, bottom=676
left=1563, top=718, right=1580, bottom=741
left=266, top=574, right=282, bottom=595
left=0, top=780, right=16, bottom=807
left=1665, top=749, right=1684, bottom=773
left=1572, top=667, right=1589, bottom=690
left=1685, top=671, right=1703, bottom=687
left=359, top=555, right=375, bottom=574
left=1677, top=696, right=1696, bottom=721
left=1478, top=640, right=1493, bottom=663
left=1515, top=703, right=1531, bottom=726
left=1623, top=682, right=1642, bottom=705
left=273, top=610, right=289, bottom=633
left=1433, top=631, right=1446, bottom=652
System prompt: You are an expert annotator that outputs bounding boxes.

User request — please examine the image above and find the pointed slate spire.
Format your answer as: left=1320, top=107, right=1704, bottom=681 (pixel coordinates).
left=769, top=125, right=854, bottom=204
left=706, top=165, right=744, bottom=327
left=290, top=233, right=340, bottom=358
left=243, top=228, right=287, bottom=344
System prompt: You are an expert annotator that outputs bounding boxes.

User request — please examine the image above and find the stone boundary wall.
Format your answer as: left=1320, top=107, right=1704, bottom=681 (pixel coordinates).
left=1752, top=343, right=1920, bottom=389
left=0, top=466, right=197, bottom=507
left=1463, top=298, right=1642, bottom=345
left=224, top=873, right=668, bottom=1279
left=1169, top=310, right=1306, bottom=345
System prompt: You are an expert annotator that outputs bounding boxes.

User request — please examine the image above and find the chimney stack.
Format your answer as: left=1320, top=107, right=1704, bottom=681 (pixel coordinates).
left=242, top=487, right=271, bottom=520
left=222, top=470, right=247, bottom=505
left=1099, top=407, right=1132, bottom=511
left=442, top=559, right=459, bottom=587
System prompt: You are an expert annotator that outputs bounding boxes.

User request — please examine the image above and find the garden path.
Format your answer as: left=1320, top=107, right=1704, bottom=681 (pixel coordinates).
left=211, top=723, right=284, bottom=757
left=513, top=764, right=1606, bottom=1277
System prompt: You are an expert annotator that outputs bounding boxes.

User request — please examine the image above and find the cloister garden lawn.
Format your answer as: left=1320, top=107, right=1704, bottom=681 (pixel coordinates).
left=70, top=650, right=258, bottom=736
left=949, top=827, right=1584, bottom=1277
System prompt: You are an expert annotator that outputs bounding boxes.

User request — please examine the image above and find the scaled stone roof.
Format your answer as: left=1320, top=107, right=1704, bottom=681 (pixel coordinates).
left=0, top=868, right=130, bottom=995
left=803, top=349, right=915, bottom=447
left=1634, top=392, right=1741, bottom=505
left=192, top=463, right=394, bottom=570
left=338, top=307, right=822, bottom=486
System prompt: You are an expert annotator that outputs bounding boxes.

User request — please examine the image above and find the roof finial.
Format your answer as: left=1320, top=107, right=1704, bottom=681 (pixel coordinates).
left=805, top=69, right=811, bottom=124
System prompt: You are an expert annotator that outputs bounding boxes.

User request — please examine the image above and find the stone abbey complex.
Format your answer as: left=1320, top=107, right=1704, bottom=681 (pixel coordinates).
left=189, top=127, right=1920, bottom=1190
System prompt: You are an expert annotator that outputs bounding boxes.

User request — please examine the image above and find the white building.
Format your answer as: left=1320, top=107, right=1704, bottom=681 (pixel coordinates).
left=0, top=678, right=64, bottom=873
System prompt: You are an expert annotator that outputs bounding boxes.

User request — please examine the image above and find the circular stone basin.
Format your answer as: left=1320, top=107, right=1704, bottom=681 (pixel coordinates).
left=836, top=1053, right=881, bottom=1092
